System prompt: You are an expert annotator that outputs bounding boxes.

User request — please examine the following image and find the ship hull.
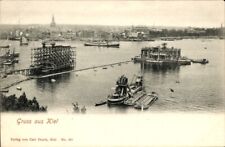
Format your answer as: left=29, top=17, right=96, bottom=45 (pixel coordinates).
left=107, top=96, right=127, bottom=105
left=84, top=42, right=119, bottom=47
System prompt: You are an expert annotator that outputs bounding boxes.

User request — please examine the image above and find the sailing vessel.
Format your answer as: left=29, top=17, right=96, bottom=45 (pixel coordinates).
left=0, top=45, right=10, bottom=48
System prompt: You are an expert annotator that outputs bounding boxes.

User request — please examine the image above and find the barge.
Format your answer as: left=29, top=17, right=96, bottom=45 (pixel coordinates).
left=134, top=93, right=158, bottom=110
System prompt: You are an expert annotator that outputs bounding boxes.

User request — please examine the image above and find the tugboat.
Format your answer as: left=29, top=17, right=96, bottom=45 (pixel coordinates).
left=107, top=75, right=144, bottom=105
left=129, top=75, right=143, bottom=94
left=107, top=75, right=130, bottom=105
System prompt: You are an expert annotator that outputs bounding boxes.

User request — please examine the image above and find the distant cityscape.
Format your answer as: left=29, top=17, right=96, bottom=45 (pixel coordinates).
left=0, top=15, right=224, bottom=41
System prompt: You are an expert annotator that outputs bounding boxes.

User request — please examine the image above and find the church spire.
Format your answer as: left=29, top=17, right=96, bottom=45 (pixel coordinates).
left=50, top=15, right=56, bottom=27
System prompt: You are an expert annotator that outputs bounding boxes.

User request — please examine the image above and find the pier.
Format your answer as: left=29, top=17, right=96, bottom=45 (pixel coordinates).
left=35, top=60, right=131, bottom=78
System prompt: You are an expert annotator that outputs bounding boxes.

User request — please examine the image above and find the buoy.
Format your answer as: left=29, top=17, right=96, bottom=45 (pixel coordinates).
left=16, top=87, right=22, bottom=90
left=169, top=88, right=174, bottom=92
left=51, top=79, right=56, bottom=83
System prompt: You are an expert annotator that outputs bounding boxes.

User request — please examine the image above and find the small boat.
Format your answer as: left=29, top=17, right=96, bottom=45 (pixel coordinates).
left=14, top=59, right=19, bottom=63
left=72, top=102, right=79, bottom=112
left=0, top=89, right=9, bottom=93
left=191, top=59, right=209, bottom=64
left=3, top=60, right=13, bottom=65
left=81, top=106, right=86, bottom=113
left=95, top=100, right=107, bottom=106
left=2, top=74, right=7, bottom=78
left=102, top=67, right=107, bottom=69
left=16, top=87, right=22, bottom=90
left=0, top=45, right=10, bottom=48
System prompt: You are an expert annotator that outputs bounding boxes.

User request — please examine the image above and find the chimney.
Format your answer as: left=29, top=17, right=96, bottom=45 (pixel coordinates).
left=51, top=42, right=56, bottom=47
left=42, top=42, right=46, bottom=48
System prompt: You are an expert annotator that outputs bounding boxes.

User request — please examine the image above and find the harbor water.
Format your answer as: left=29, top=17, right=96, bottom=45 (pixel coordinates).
left=1, top=39, right=224, bottom=113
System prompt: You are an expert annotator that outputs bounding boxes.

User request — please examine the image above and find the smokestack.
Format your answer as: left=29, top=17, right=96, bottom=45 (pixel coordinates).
left=42, top=42, right=46, bottom=48
left=51, top=42, right=56, bottom=47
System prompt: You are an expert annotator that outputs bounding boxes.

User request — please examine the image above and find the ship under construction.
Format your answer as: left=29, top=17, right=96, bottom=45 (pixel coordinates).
left=30, top=42, right=75, bottom=75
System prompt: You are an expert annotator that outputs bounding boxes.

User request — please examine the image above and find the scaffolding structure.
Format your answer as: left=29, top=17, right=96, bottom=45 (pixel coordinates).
left=30, top=42, right=75, bottom=75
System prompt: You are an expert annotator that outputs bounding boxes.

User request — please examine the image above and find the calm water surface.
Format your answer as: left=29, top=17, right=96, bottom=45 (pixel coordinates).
left=1, top=39, right=224, bottom=113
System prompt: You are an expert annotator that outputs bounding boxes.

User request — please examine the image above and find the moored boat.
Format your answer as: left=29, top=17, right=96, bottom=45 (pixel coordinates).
left=191, top=59, right=209, bottom=64
left=107, top=75, right=129, bottom=105
left=84, top=40, right=119, bottom=47
left=95, top=100, right=107, bottom=106
left=129, top=75, right=143, bottom=94
left=0, top=45, right=10, bottom=48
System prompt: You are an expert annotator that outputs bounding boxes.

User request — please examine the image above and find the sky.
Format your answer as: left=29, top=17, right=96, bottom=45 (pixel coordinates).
left=0, top=0, right=224, bottom=27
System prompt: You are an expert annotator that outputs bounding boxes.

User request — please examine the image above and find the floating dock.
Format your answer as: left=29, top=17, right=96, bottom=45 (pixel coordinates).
left=133, top=43, right=191, bottom=66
